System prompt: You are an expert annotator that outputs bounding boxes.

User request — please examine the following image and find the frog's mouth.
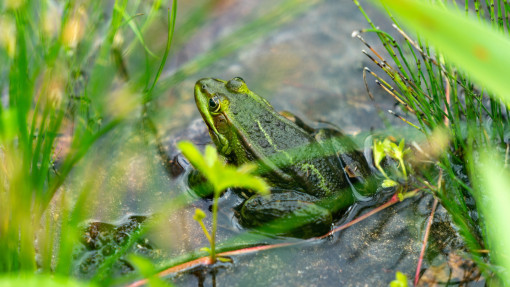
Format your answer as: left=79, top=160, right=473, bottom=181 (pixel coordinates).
left=194, top=83, right=229, bottom=154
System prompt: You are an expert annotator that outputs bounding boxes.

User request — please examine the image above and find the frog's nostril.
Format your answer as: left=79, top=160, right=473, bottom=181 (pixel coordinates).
left=196, top=78, right=209, bottom=90
left=200, top=84, right=208, bottom=93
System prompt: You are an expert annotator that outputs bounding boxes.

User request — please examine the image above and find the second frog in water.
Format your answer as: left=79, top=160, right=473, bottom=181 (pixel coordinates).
left=193, top=77, right=376, bottom=238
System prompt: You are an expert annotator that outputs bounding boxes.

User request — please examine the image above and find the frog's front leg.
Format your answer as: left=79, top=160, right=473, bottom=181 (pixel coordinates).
left=238, top=190, right=332, bottom=238
left=314, top=128, right=377, bottom=197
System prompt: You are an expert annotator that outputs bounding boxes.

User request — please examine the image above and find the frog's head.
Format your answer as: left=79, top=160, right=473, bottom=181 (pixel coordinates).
left=194, top=77, right=272, bottom=157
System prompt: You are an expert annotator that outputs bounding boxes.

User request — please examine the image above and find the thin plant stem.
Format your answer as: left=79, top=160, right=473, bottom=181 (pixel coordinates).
left=198, top=220, right=212, bottom=244
left=210, top=189, right=220, bottom=263
left=414, top=197, right=438, bottom=286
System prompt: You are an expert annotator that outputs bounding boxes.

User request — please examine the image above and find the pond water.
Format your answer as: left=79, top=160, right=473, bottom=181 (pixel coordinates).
left=67, top=0, right=479, bottom=285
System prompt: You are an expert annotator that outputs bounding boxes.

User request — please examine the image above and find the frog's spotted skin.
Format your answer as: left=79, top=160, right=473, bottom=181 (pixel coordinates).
left=193, top=77, right=373, bottom=237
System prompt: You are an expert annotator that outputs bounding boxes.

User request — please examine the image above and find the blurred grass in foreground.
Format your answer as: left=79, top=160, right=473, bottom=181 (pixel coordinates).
left=0, top=0, right=319, bottom=285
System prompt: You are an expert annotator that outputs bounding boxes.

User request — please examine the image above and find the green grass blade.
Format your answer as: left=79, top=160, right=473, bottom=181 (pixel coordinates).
left=0, top=274, right=96, bottom=287
left=474, top=149, right=510, bottom=285
left=145, top=0, right=177, bottom=102
left=118, top=8, right=158, bottom=58
left=375, top=0, right=510, bottom=105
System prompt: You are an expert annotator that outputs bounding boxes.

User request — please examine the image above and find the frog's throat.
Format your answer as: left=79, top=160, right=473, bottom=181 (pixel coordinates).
left=194, top=85, right=229, bottom=151
left=198, top=109, right=229, bottom=153
left=202, top=116, right=228, bottom=151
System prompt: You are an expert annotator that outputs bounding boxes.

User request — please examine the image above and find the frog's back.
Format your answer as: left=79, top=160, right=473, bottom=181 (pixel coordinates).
left=230, top=106, right=350, bottom=197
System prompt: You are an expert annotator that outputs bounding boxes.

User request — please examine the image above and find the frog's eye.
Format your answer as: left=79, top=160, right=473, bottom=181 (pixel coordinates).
left=227, top=77, right=246, bottom=92
left=208, top=96, right=221, bottom=113
left=232, top=77, right=245, bottom=83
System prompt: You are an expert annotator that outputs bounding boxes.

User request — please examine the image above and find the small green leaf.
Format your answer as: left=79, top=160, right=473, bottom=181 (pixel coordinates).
left=204, top=145, right=218, bottom=167
left=389, top=271, right=408, bottom=287
left=178, top=141, right=207, bottom=174
left=383, top=138, right=397, bottom=159
left=391, top=139, right=406, bottom=162
left=178, top=141, right=270, bottom=195
left=200, top=247, right=212, bottom=255
left=373, top=139, right=386, bottom=167
left=398, top=139, right=405, bottom=151
left=216, top=168, right=270, bottom=195
left=217, top=256, right=232, bottom=263
left=382, top=179, right=398, bottom=188
left=236, top=163, right=258, bottom=174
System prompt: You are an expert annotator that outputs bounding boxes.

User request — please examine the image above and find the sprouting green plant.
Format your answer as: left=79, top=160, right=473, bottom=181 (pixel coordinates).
left=178, top=141, right=269, bottom=263
left=193, top=208, right=211, bottom=243
left=373, top=139, right=389, bottom=179
left=192, top=208, right=232, bottom=262
left=373, top=137, right=410, bottom=188
left=384, top=139, right=409, bottom=178
left=389, top=271, right=408, bottom=287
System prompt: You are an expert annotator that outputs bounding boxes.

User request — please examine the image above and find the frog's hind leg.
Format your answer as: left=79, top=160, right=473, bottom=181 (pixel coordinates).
left=239, top=190, right=333, bottom=238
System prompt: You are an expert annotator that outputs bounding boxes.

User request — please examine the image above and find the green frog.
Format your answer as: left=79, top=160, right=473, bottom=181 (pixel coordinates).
left=193, top=77, right=375, bottom=237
